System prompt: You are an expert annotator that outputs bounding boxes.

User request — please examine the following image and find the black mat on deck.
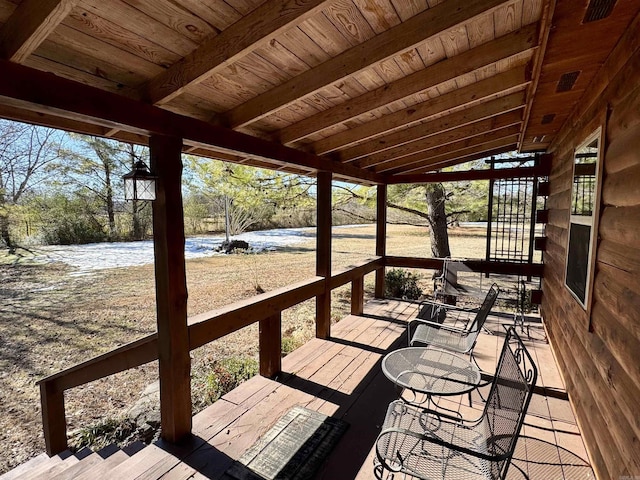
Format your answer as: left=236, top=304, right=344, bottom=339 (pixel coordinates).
left=224, top=406, right=349, bottom=480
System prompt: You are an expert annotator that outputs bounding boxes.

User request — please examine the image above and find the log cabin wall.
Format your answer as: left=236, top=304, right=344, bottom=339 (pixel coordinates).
left=542, top=15, right=640, bottom=479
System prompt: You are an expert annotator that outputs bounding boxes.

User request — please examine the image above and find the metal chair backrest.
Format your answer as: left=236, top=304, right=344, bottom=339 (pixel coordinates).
left=466, top=283, right=500, bottom=334
left=482, top=327, right=538, bottom=479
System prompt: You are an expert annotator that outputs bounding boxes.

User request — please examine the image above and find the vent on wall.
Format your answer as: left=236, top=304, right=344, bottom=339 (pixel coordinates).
left=556, top=71, right=580, bottom=92
left=583, top=0, right=618, bottom=23
left=541, top=114, right=556, bottom=125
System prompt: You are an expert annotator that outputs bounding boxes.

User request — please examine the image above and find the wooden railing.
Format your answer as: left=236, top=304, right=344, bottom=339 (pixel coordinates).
left=37, top=254, right=542, bottom=454
left=37, top=257, right=383, bottom=455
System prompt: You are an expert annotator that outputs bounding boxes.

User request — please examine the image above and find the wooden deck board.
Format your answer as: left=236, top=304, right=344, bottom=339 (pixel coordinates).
left=50, top=299, right=592, bottom=480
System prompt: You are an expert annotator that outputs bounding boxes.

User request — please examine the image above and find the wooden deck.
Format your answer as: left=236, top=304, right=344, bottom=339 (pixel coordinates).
left=6, top=299, right=595, bottom=479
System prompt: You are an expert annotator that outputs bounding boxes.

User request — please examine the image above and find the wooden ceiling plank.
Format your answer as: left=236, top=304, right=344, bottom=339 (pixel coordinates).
left=224, top=0, right=513, bottom=129
left=0, top=0, right=78, bottom=63
left=338, top=92, right=525, bottom=161
left=388, top=136, right=518, bottom=174
left=145, top=0, right=332, bottom=106
left=0, top=59, right=382, bottom=185
left=385, top=144, right=517, bottom=182
left=277, top=23, right=537, bottom=145
left=355, top=110, right=522, bottom=168
left=312, top=64, right=529, bottom=154
left=374, top=124, right=521, bottom=173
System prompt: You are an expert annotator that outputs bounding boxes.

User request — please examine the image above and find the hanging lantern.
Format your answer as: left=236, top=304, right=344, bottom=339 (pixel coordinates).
left=123, top=160, right=157, bottom=201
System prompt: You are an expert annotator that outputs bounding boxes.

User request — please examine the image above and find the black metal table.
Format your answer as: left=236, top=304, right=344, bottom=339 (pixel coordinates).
left=381, top=347, right=481, bottom=407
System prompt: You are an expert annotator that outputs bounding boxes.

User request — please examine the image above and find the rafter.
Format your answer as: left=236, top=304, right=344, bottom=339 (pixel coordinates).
left=277, top=23, right=537, bottom=145
left=224, top=0, right=511, bottom=129
left=313, top=65, right=529, bottom=155
left=384, top=164, right=545, bottom=184
left=375, top=125, right=520, bottom=173
left=354, top=111, right=522, bottom=169
left=0, top=60, right=381, bottom=184
left=0, top=0, right=78, bottom=63
left=145, top=0, right=331, bottom=106
left=388, top=136, right=520, bottom=175
left=337, top=92, right=525, bottom=163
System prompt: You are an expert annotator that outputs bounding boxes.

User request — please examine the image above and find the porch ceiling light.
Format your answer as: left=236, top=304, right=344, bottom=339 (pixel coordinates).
left=123, top=160, right=157, bottom=201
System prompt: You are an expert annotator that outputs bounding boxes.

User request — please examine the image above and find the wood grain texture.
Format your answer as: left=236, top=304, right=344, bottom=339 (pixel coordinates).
left=277, top=23, right=537, bottom=144
left=150, top=135, right=192, bottom=443
left=375, top=185, right=387, bottom=298
left=0, top=0, right=78, bottom=62
left=316, top=171, right=332, bottom=339
left=145, top=0, right=331, bottom=105
left=338, top=92, right=525, bottom=162
left=224, top=0, right=511, bottom=128
left=312, top=65, right=528, bottom=155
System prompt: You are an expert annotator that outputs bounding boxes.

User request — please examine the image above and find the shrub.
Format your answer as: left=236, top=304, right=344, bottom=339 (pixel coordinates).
left=202, top=356, right=258, bottom=405
left=282, top=336, right=303, bottom=356
left=385, top=268, right=422, bottom=300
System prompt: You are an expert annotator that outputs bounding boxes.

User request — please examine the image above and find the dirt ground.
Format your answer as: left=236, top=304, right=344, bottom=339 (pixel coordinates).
left=0, top=224, right=506, bottom=473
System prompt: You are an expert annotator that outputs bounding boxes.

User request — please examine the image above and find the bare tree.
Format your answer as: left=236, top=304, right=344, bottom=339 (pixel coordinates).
left=0, top=121, right=64, bottom=252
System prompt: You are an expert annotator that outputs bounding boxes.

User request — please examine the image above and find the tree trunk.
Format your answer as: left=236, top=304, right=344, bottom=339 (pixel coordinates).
left=131, top=199, right=144, bottom=240
left=103, top=161, right=116, bottom=241
left=0, top=173, right=14, bottom=252
left=425, top=183, right=451, bottom=258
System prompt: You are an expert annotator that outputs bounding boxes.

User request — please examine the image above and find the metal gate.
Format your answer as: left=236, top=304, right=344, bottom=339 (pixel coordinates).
left=485, top=156, right=540, bottom=266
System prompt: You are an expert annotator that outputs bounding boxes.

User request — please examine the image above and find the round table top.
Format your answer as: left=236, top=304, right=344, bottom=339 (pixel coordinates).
left=382, top=347, right=481, bottom=396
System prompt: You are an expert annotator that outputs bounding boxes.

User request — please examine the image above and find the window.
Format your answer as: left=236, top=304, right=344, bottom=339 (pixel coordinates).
left=565, top=128, right=603, bottom=309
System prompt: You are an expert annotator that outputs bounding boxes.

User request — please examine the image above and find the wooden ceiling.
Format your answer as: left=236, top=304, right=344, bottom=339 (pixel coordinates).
left=0, top=0, right=637, bottom=184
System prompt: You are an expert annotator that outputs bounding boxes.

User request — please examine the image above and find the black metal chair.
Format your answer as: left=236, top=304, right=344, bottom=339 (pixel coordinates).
left=408, top=284, right=500, bottom=360
left=374, top=327, right=537, bottom=480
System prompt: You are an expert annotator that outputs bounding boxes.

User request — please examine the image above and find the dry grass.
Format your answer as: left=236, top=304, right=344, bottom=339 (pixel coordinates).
left=0, top=224, right=494, bottom=473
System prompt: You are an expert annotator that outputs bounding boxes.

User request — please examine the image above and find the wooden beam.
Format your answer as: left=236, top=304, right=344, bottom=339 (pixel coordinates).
left=259, top=313, right=281, bottom=378
left=351, top=277, right=364, bottom=316
left=316, top=171, right=332, bottom=339
left=150, top=135, right=192, bottom=443
left=224, top=0, right=512, bottom=129
left=375, top=185, right=387, bottom=299
left=145, top=0, right=331, bottom=106
left=385, top=165, right=544, bottom=184
left=278, top=23, right=538, bottom=145
left=0, top=0, right=78, bottom=63
left=385, top=256, right=544, bottom=277
left=313, top=65, right=529, bottom=155
left=355, top=111, right=522, bottom=169
left=40, top=381, right=67, bottom=455
left=518, top=0, right=555, bottom=150
left=376, top=125, right=521, bottom=173
left=396, top=139, right=519, bottom=175
left=0, top=60, right=382, bottom=184
left=338, top=93, right=525, bottom=163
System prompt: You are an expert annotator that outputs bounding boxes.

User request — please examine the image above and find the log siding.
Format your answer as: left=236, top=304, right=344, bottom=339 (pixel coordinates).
left=543, top=18, right=640, bottom=478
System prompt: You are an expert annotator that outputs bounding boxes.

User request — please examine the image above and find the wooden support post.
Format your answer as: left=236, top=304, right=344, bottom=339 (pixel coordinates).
left=40, top=381, right=67, bottom=455
left=259, top=313, right=282, bottom=378
left=351, top=276, right=364, bottom=315
left=375, top=184, right=387, bottom=298
left=316, top=171, right=332, bottom=339
left=150, top=135, right=192, bottom=443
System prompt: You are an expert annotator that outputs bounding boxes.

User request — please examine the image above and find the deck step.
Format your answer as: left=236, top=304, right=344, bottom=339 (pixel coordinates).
left=48, top=453, right=102, bottom=480
left=11, top=450, right=71, bottom=480
left=0, top=454, right=49, bottom=480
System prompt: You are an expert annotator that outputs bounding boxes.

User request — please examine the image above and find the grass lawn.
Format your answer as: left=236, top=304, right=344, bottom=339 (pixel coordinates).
left=0, top=224, right=494, bottom=473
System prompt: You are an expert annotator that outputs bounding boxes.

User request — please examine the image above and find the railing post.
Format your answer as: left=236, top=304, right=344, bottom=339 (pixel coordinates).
left=259, top=312, right=282, bottom=378
left=375, top=184, right=387, bottom=298
left=316, top=171, right=332, bottom=339
left=40, top=381, right=67, bottom=455
left=150, top=135, right=192, bottom=443
left=351, top=276, right=364, bottom=315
